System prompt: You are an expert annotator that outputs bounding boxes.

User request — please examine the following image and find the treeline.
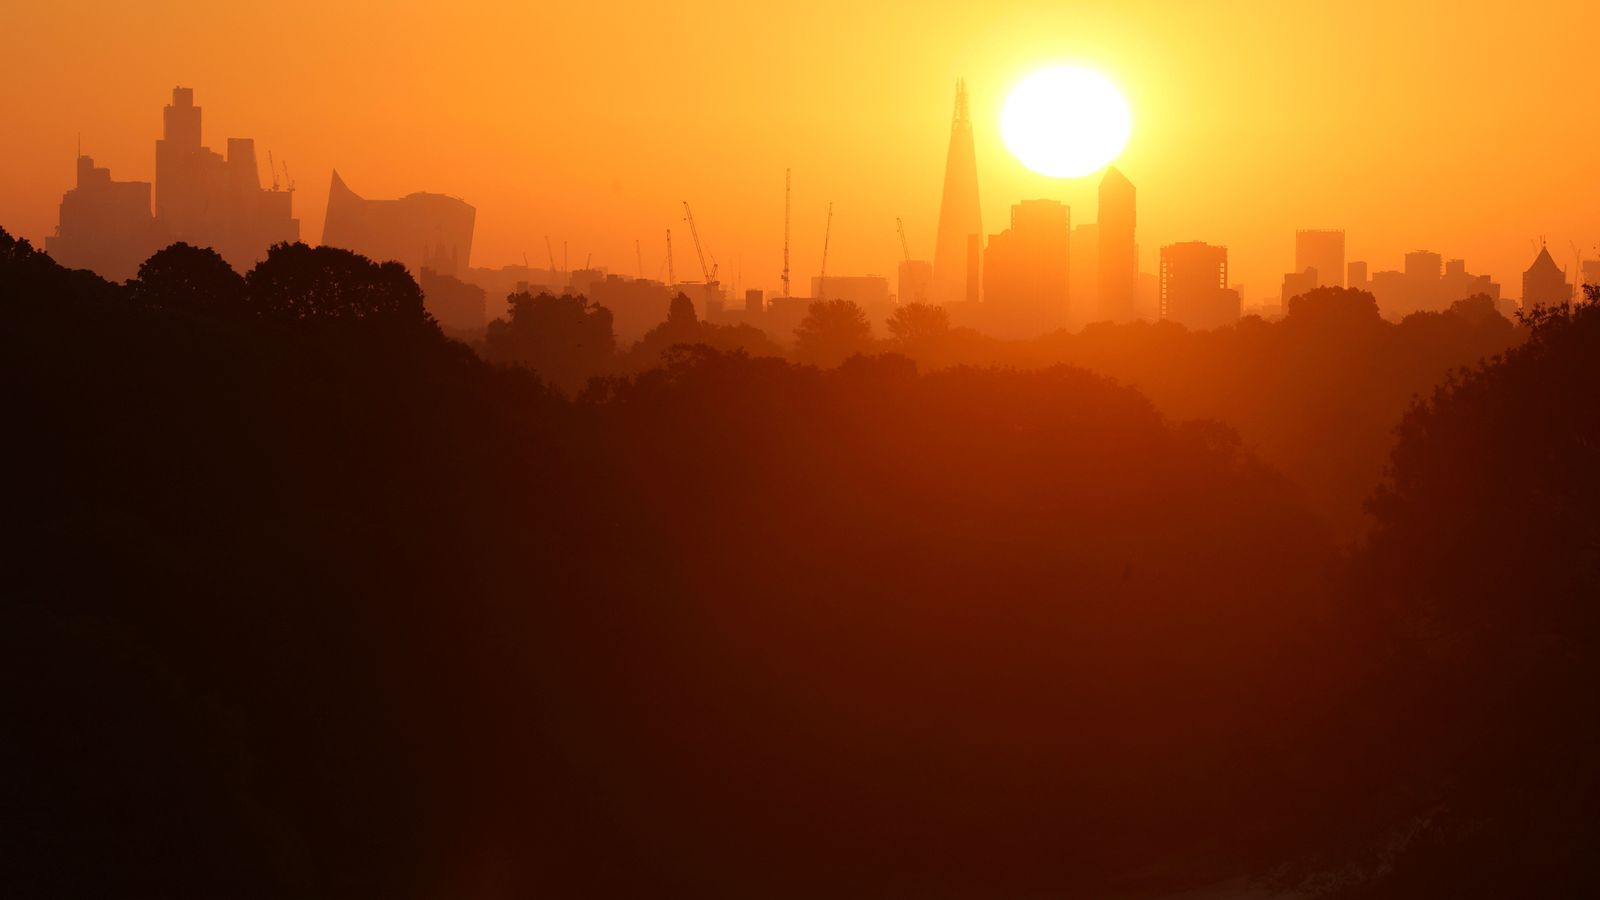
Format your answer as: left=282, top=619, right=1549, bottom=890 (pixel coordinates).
left=484, top=284, right=1522, bottom=538
left=3, top=230, right=1596, bottom=898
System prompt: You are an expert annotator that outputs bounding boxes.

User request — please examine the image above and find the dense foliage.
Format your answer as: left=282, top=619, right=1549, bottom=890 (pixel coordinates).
left=3, top=230, right=1594, bottom=898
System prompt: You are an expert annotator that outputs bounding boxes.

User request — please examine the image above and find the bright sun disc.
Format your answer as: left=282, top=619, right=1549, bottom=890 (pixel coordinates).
left=1002, top=67, right=1131, bottom=178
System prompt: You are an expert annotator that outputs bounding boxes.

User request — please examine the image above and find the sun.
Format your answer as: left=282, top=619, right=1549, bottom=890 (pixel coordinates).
left=1001, top=66, right=1132, bottom=178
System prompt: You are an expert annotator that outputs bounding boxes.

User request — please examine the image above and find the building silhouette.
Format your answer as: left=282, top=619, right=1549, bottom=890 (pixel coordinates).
left=1097, top=167, right=1138, bottom=323
left=1522, top=245, right=1571, bottom=310
left=45, top=155, right=162, bottom=281
left=1159, top=241, right=1238, bottom=330
left=1348, top=260, right=1369, bottom=292
left=897, top=259, right=932, bottom=305
left=1580, top=259, right=1600, bottom=296
left=982, top=199, right=1070, bottom=337
left=812, top=274, right=892, bottom=329
left=322, top=170, right=475, bottom=277
left=589, top=275, right=673, bottom=343
left=1281, top=268, right=1319, bottom=308
left=1365, top=250, right=1500, bottom=318
left=155, top=87, right=298, bottom=270
left=1295, top=230, right=1345, bottom=288
left=419, top=269, right=487, bottom=335
left=1069, top=222, right=1097, bottom=326
left=932, top=80, right=982, bottom=306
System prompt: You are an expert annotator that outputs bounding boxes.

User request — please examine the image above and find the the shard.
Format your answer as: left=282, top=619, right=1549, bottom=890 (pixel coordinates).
left=931, top=80, right=982, bottom=306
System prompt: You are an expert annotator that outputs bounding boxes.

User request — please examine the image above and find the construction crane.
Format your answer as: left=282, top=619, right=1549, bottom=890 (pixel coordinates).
left=267, top=151, right=280, bottom=191
left=280, top=160, right=294, bottom=193
left=1570, top=240, right=1585, bottom=296
left=665, top=229, right=676, bottom=288
left=635, top=239, right=644, bottom=278
left=682, top=201, right=717, bottom=283
left=818, top=201, right=834, bottom=300
left=544, top=237, right=557, bottom=271
left=896, top=216, right=925, bottom=302
left=782, top=169, right=792, bottom=298
left=584, top=252, right=592, bottom=270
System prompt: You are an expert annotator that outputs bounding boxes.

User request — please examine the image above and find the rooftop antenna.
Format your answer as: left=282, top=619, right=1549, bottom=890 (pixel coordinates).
left=782, top=168, right=792, bottom=298
left=818, top=201, right=834, bottom=300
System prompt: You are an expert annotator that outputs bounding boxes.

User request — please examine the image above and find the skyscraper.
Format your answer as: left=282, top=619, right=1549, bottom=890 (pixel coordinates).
left=1522, top=245, right=1571, bottom=310
left=932, top=80, right=981, bottom=306
left=322, top=170, right=476, bottom=277
left=46, top=154, right=162, bottom=281
left=154, top=87, right=298, bottom=270
left=1160, top=242, right=1238, bottom=330
left=1295, top=230, right=1345, bottom=288
left=982, top=199, right=1070, bottom=336
left=1097, top=167, right=1137, bottom=322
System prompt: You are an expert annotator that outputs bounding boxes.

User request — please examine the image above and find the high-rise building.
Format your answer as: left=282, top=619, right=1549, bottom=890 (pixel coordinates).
left=321, top=170, right=476, bottom=277
left=1069, top=222, right=1098, bottom=325
left=1580, top=259, right=1600, bottom=297
left=1159, top=242, right=1238, bottom=330
left=1522, top=245, right=1571, bottom=310
left=932, top=80, right=982, bottom=306
left=982, top=199, right=1070, bottom=336
left=811, top=274, right=893, bottom=329
left=154, top=87, right=297, bottom=270
left=1347, top=260, right=1369, bottom=291
left=1281, top=268, right=1319, bottom=308
left=46, top=154, right=163, bottom=281
left=1295, top=230, right=1345, bottom=288
left=897, top=259, right=932, bottom=304
left=1097, top=167, right=1138, bottom=322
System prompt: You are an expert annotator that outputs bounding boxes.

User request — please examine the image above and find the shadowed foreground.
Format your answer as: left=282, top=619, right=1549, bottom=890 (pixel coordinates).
left=3, top=231, right=1597, bottom=898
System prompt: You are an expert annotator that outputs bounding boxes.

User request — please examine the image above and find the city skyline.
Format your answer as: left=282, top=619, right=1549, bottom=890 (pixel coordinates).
left=5, top=1, right=1600, bottom=303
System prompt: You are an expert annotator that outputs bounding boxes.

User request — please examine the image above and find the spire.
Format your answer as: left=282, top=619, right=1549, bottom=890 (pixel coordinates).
left=932, top=77, right=982, bottom=305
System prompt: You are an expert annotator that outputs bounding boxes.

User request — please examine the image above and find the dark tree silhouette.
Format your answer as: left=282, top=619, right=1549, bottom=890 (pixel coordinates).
left=244, top=242, right=431, bottom=325
left=625, top=292, right=783, bottom=372
left=1317, top=289, right=1600, bottom=898
left=482, top=291, right=616, bottom=392
left=793, top=298, right=875, bottom=366
left=130, top=243, right=245, bottom=315
left=885, top=301, right=951, bottom=344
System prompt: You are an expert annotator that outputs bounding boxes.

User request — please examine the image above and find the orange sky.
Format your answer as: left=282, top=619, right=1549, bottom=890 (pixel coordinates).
left=4, top=0, right=1599, bottom=301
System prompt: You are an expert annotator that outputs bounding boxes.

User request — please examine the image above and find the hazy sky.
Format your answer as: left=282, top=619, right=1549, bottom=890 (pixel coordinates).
left=4, top=0, right=1598, bottom=301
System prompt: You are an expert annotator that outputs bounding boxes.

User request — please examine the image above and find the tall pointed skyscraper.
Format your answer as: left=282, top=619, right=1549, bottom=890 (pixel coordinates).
left=932, top=80, right=982, bottom=306
left=1097, top=167, right=1137, bottom=322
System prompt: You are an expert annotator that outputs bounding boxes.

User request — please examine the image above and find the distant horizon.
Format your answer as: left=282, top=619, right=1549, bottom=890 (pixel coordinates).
left=4, top=1, right=1598, bottom=302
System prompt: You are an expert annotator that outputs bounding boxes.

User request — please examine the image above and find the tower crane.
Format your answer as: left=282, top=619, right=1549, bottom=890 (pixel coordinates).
left=544, top=236, right=556, bottom=271
left=818, top=201, right=834, bottom=300
left=665, top=229, right=676, bottom=288
left=682, top=201, right=717, bottom=283
left=267, top=151, right=280, bottom=191
left=782, top=169, right=792, bottom=298
left=636, top=239, right=644, bottom=278
left=896, top=216, right=925, bottom=302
